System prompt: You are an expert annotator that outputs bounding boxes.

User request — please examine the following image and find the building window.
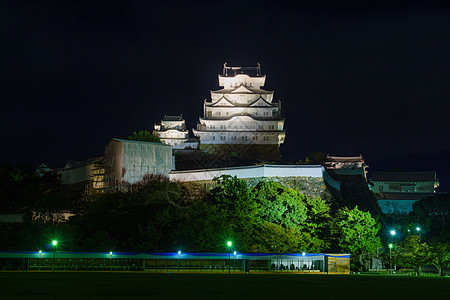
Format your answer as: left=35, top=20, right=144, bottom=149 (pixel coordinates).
left=212, top=136, right=215, bottom=140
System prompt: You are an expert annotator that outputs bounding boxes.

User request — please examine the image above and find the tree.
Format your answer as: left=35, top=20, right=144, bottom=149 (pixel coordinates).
left=397, top=235, right=430, bottom=276
left=128, top=130, right=161, bottom=143
left=333, top=206, right=382, bottom=270
left=208, top=175, right=257, bottom=251
left=253, top=181, right=307, bottom=228
left=413, top=193, right=450, bottom=240
left=428, top=240, right=450, bottom=276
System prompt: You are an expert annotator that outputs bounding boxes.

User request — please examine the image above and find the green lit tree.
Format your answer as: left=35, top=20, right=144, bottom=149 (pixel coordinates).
left=427, top=240, right=450, bottom=277
left=397, top=235, right=430, bottom=276
left=333, top=206, right=382, bottom=270
left=127, top=130, right=161, bottom=143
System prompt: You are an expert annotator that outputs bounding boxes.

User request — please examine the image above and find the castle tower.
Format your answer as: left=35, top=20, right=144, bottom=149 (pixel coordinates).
left=192, top=64, right=285, bottom=160
left=153, top=115, right=189, bottom=149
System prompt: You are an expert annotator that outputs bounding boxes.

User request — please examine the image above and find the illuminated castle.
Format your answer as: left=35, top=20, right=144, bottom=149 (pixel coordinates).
left=193, top=63, right=285, bottom=160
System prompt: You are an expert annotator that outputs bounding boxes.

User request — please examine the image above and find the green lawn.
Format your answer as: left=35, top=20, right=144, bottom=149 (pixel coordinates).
left=0, top=272, right=449, bottom=299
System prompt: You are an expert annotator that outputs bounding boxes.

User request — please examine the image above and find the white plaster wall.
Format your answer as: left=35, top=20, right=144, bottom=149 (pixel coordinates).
left=218, top=74, right=266, bottom=88
left=207, top=107, right=277, bottom=118
left=200, top=116, right=283, bottom=130
left=169, top=165, right=324, bottom=182
left=193, top=131, right=284, bottom=145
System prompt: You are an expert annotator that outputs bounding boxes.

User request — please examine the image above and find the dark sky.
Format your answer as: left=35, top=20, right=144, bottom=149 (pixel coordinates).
left=1, top=1, right=449, bottom=191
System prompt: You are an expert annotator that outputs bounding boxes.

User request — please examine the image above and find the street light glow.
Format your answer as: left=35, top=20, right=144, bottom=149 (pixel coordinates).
left=388, top=243, right=393, bottom=249
left=178, top=250, right=181, bottom=255
left=390, top=230, right=396, bottom=236
left=233, top=251, right=236, bottom=256
left=110, top=251, right=113, bottom=255
left=39, top=250, right=42, bottom=254
left=416, top=227, right=421, bottom=231
left=52, top=240, right=58, bottom=246
left=227, top=241, right=232, bottom=247
left=302, top=252, right=306, bottom=256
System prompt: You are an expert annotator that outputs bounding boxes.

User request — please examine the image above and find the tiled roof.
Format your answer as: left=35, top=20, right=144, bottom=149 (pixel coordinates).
left=378, top=192, right=435, bottom=200
left=163, top=115, right=184, bottom=121
left=372, top=172, right=437, bottom=182
left=325, top=155, right=364, bottom=162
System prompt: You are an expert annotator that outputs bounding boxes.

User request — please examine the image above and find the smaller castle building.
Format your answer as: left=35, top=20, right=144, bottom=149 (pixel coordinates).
left=153, top=115, right=196, bottom=150
left=370, top=171, right=439, bottom=214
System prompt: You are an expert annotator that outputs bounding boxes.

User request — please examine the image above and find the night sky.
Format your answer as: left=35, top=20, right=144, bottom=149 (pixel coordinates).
left=1, top=1, right=449, bottom=191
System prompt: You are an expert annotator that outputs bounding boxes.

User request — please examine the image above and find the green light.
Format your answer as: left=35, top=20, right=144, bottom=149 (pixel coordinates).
left=388, top=243, right=393, bottom=249
left=52, top=240, right=58, bottom=246
left=227, top=241, right=232, bottom=247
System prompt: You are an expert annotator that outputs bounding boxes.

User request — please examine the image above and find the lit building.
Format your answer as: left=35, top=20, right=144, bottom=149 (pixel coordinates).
left=192, top=63, right=285, bottom=160
left=153, top=115, right=196, bottom=150
left=370, top=171, right=440, bottom=214
left=324, top=155, right=368, bottom=180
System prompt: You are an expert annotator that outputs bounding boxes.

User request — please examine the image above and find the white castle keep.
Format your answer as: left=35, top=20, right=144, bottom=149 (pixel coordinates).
left=192, top=63, right=286, bottom=160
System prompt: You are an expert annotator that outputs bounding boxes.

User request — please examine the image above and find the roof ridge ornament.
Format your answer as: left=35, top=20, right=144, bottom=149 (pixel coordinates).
left=222, top=62, right=262, bottom=76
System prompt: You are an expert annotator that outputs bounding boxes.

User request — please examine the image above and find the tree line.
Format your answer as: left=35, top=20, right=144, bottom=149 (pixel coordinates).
left=1, top=163, right=449, bottom=273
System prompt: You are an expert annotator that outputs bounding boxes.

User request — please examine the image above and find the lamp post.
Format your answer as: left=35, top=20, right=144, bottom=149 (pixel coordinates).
left=178, top=251, right=181, bottom=271
left=233, top=251, right=236, bottom=272
left=52, top=240, right=58, bottom=272
left=227, top=241, right=232, bottom=274
left=109, top=251, right=113, bottom=271
left=39, top=250, right=42, bottom=271
left=302, top=252, right=305, bottom=271
left=388, top=243, right=393, bottom=274
left=416, top=227, right=421, bottom=235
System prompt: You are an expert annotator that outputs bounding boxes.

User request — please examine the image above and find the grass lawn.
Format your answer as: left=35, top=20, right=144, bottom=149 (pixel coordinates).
left=0, top=272, right=449, bottom=299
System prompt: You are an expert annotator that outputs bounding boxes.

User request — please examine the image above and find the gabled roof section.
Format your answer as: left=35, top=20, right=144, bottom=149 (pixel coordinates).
left=372, top=172, right=437, bottom=182
left=211, top=97, right=234, bottom=106
left=230, top=85, right=253, bottom=93
left=249, top=97, right=273, bottom=107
